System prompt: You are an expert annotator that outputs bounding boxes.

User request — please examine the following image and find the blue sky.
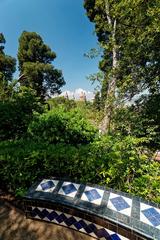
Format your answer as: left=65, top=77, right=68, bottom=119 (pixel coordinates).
left=0, top=0, right=99, bottom=92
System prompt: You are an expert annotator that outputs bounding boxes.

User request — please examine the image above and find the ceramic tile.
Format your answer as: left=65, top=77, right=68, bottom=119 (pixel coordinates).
left=30, top=206, right=129, bottom=239
left=58, top=182, right=80, bottom=198
left=81, top=186, right=104, bottom=205
left=35, top=179, right=59, bottom=193
left=107, top=192, right=132, bottom=216
left=25, top=180, right=160, bottom=240
left=140, top=203, right=160, bottom=229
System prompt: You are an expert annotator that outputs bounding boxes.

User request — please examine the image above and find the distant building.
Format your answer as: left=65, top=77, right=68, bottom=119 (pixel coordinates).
left=79, top=91, right=86, bottom=102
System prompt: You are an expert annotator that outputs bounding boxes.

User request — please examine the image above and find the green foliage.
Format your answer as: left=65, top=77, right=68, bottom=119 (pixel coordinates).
left=28, top=107, right=97, bottom=145
left=0, top=87, right=43, bottom=140
left=138, top=94, right=160, bottom=147
left=0, top=139, right=45, bottom=194
left=18, top=31, right=65, bottom=99
left=0, top=25, right=159, bottom=207
left=112, top=94, right=160, bottom=148
left=84, top=0, right=160, bottom=98
left=0, top=33, right=16, bottom=100
left=49, top=97, right=102, bottom=128
left=84, top=0, right=160, bottom=133
left=98, top=135, right=147, bottom=187
left=0, top=134, right=159, bottom=203
left=47, top=96, right=76, bottom=111
left=93, top=91, right=101, bottom=110
left=128, top=161, right=160, bottom=203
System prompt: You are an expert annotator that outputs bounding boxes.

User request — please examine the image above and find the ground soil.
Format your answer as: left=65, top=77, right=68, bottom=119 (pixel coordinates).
left=0, top=191, right=94, bottom=240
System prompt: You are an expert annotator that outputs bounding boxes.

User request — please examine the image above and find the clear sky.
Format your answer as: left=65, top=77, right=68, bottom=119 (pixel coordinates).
left=0, top=0, right=99, bottom=92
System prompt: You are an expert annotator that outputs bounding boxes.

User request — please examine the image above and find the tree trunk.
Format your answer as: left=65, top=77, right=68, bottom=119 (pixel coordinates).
left=100, top=4, right=118, bottom=133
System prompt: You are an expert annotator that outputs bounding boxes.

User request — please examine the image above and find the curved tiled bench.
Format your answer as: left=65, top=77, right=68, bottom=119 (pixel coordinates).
left=24, top=178, right=160, bottom=240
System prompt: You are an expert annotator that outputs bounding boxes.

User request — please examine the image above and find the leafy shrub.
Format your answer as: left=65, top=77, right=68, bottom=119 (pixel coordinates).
left=0, top=87, right=43, bottom=140
left=0, top=139, right=41, bottom=195
left=47, top=96, right=76, bottom=110
left=129, top=161, right=160, bottom=203
left=48, top=97, right=101, bottom=128
left=97, top=135, right=148, bottom=187
left=1, top=133, right=159, bottom=203
left=0, top=136, right=109, bottom=194
left=0, top=139, right=102, bottom=195
left=28, top=107, right=97, bottom=145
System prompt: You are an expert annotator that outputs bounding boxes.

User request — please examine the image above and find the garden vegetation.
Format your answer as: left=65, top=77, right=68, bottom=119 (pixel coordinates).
left=0, top=0, right=160, bottom=204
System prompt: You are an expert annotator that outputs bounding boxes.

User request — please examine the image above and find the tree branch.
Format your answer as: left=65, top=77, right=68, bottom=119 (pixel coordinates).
left=105, top=0, right=112, bottom=26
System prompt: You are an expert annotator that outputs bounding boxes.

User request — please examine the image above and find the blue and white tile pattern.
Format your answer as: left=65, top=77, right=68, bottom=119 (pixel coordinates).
left=140, top=203, right=160, bottom=229
left=107, top=193, right=132, bottom=216
left=35, top=179, right=59, bottom=193
left=27, top=179, right=160, bottom=239
left=31, top=207, right=129, bottom=240
left=58, top=182, right=80, bottom=198
left=81, top=186, right=104, bottom=205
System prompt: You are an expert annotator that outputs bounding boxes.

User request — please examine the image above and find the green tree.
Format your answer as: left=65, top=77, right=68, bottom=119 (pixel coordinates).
left=84, top=0, right=160, bottom=132
left=0, top=33, right=16, bottom=100
left=134, top=94, right=160, bottom=148
left=18, top=31, right=65, bottom=99
left=112, top=93, right=160, bottom=149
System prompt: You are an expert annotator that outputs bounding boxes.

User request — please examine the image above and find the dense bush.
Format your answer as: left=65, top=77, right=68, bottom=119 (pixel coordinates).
left=0, top=134, right=159, bottom=203
left=48, top=97, right=101, bottom=128
left=47, top=96, right=76, bottom=110
left=0, top=139, right=103, bottom=195
left=0, top=87, right=43, bottom=140
left=28, top=107, right=97, bottom=145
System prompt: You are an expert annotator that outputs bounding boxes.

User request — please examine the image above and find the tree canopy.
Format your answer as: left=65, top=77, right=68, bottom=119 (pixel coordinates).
left=84, top=0, right=160, bottom=131
left=18, top=31, right=65, bottom=99
left=0, top=33, right=16, bottom=100
left=0, top=33, right=16, bottom=82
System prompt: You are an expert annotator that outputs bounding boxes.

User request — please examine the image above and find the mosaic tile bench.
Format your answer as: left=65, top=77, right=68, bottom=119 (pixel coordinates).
left=24, top=178, right=160, bottom=240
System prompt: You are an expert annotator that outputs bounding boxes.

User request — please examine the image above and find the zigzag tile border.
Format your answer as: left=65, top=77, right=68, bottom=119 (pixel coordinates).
left=30, top=207, right=129, bottom=240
